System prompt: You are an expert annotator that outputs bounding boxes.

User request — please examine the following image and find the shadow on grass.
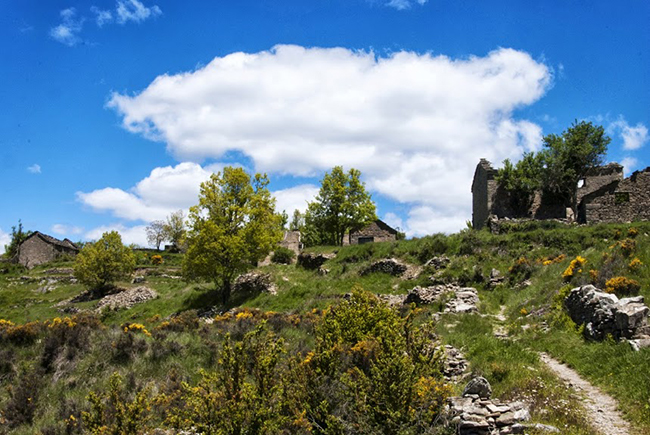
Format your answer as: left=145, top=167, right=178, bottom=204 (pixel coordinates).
left=181, top=285, right=260, bottom=313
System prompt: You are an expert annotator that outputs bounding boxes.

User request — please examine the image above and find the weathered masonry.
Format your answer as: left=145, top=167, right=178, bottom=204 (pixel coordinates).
left=472, top=158, right=650, bottom=230
left=346, top=219, right=398, bottom=245
left=17, top=231, right=79, bottom=269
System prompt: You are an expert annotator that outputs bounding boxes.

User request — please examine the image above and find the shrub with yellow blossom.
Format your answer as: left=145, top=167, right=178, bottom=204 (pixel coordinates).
left=562, top=256, right=586, bottom=282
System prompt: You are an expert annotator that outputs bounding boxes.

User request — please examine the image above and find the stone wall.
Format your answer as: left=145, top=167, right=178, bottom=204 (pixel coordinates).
left=471, top=159, right=495, bottom=230
left=577, top=163, right=624, bottom=204
left=584, top=167, right=650, bottom=223
left=349, top=220, right=397, bottom=244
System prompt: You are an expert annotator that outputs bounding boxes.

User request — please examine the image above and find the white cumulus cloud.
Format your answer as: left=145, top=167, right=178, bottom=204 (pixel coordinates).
left=84, top=224, right=149, bottom=247
left=50, top=8, right=84, bottom=46
left=0, top=228, right=11, bottom=255
left=52, top=224, right=84, bottom=236
left=273, top=184, right=320, bottom=215
left=107, top=45, right=551, bottom=235
left=27, top=164, right=41, bottom=174
left=91, top=6, right=113, bottom=27
left=611, top=117, right=648, bottom=151
left=116, top=0, right=162, bottom=24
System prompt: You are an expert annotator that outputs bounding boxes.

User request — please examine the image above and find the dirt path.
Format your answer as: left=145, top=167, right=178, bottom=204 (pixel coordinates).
left=489, top=305, right=632, bottom=435
left=538, top=352, right=632, bottom=435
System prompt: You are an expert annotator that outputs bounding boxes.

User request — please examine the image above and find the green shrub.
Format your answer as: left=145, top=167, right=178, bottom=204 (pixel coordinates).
left=74, top=231, right=136, bottom=291
left=271, top=247, right=295, bottom=264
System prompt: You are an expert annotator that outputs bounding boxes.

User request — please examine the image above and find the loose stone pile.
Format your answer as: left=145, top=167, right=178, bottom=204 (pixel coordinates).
left=405, top=285, right=450, bottom=304
left=360, top=258, right=408, bottom=277
left=425, top=256, right=451, bottom=269
left=445, top=288, right=480, bottom=314
left=448, top=377, right=536, bottom=435
left=564, top=285, right=649, bottom=341
left=96, top=286, right=158, bottom=311
left=442, top=345, right=469, bottom=382
left=233, top=272, right=277, bottom=296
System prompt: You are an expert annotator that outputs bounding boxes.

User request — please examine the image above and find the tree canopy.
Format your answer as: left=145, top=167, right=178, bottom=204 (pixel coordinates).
left=3, top=220, right=32, bottom=259
left=497, top=120, right=610, bottom=215
left=540, top=120, right=610, bottom=212
left=303, top=166, right=376, bottom=246
left=146, top=220, right=166, bottom=250
left=163, top=210, right=187, bottom=251
left=182, top=167, right=283, bottom=304
left=74, top=231, right=136, bottom=290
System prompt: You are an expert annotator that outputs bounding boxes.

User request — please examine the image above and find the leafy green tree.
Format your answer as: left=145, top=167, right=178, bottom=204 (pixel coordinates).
left=495, top=152, right=544, bottom=215
left=289, top=209, right=303, bottom=231
left=541, top=120, right=610, bottom=214
left=74, top=231, right=136, bottom=291
left=145, top=220, right=166, bottom=250
left=163, top=210, right=186, bottom=251
left=305, top=166, right=376, bottom=246
left=182, top=167, right=283, bottom=304
left=3, top=220, right=32, bottom=259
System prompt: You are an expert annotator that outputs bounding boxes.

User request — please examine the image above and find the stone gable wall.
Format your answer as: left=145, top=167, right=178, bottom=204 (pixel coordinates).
left=18, top=236, right=76, bottom=269
left=279, top=231, right=301, bottom=256
left=585, top=169, right=650, bottom=223
left=349, top=222, right=396, bottom=244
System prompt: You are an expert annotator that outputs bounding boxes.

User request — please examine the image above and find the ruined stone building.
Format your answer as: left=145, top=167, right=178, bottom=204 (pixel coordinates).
left=279, top=230, right=302, bottom=257
left=472, top=158, right=650, bottom=230
left=345, top=219, right=399, bottom=245
left=17, top=231, right=79, bottom=269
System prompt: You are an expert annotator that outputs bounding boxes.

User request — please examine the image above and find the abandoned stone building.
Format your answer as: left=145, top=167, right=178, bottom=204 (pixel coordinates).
left=279, top=230, right=302, bottom=256
left=345, top=219, right=399, bottom=245
left=472, top=158, right=650, bottom=230
left=17, top=231, right=79, bottom=269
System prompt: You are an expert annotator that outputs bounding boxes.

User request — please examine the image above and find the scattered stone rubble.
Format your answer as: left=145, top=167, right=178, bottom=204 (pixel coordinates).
left=296, top=252, right=336, bottom=270
left=565, top=285, right=650, bottom=342
left=233, top=272, right=277, bottom=296
left=488, top=269, right=505, bottom=289
left=96, top=286, right=158, bottom=311
left=445, top=288, right=480, bottom=314
left=425, top=256, right=451, bottom=270
left=381, top=284, right=480, bottom=313
left=360, top=258, right=408, bottom=277
left=447, top=377, right=551, bottom=435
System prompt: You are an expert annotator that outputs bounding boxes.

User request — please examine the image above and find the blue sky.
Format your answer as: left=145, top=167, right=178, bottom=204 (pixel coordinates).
left=1, top=0, right=648, bottom=249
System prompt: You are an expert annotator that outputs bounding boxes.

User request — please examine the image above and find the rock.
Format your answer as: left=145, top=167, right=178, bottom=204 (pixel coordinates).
left=424, top=256, right=450, bottom=270
left=233, top=272, right=277, bottom=296
left=523, top=423, right=560, bottom=433
left=317, top=267, right=329, bottom=276
left=296, top=252, right=336, bottom=270
left=377, top=294, right=405, bottom=307
left=629, top=338, right=650, bottom=351
left=448, top=391, right=532, bottom=435
left=360, top=258, right=408, bottom=277
left=463, top=377, right=492, bottom=399
left=443, top=345, right=469, bottom=382
left=132, top=276, right=146, bottom=284
left=565, top=285, right=649, bottom=340
left=96, top=286, right=158, bottom=311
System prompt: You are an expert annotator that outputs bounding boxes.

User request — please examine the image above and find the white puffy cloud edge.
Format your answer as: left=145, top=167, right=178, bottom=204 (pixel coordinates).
left=0, top=228, right=11, bottom=255
left=81, top=44, right=559, bottom=244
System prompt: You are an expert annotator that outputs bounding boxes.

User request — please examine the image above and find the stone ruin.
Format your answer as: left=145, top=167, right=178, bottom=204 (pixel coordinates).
left=472, top=158, right=650, bottom=230
left=296, top=252, right=336, bottom=270
left=564, top=285, right=650, bottom=343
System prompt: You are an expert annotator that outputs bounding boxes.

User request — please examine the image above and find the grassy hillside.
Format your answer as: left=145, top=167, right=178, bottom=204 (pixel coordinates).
left=1, top=221, right=649, bottom=434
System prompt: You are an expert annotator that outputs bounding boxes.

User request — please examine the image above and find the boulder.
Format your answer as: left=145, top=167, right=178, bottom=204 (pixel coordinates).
left=297, top=252, right=336, bottom=270
left=405, top=285, right=446, bottom=304
left=565, top=285, right=649, bottom=340
left=463, top=377, right=492, bottom=399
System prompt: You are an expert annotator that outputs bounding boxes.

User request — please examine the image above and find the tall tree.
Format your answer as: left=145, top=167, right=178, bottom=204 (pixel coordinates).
left=305, top=166, right=376, bottom=246
left=495, top=152, right=544, bottom=215
left=289, top=209, right=303, bottom=231
left=3, top=220, right=32, bottom=259
left=182, top=167, right=283, bottom=304
left=163, top=210, right=187, bottom=251
left=145, top=220, right=166, bottom=250
left=541, top=120, right=610, bottom=214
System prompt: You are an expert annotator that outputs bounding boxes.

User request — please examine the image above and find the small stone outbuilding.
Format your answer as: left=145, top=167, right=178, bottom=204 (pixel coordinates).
left=17, top=231, right=79, bottom=269
left=346, top=219, right=398, bottom=245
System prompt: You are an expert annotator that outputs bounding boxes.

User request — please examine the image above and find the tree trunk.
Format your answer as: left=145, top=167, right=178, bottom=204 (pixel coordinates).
left=221, top=279, right=232, bottom=305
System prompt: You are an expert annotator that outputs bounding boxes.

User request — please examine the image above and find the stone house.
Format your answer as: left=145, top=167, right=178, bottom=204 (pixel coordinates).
left=17, top=231, right=79, bottom=269
left=472, top=158, right=649, bottom=229
left=346, top=219, right=398, bottom=245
